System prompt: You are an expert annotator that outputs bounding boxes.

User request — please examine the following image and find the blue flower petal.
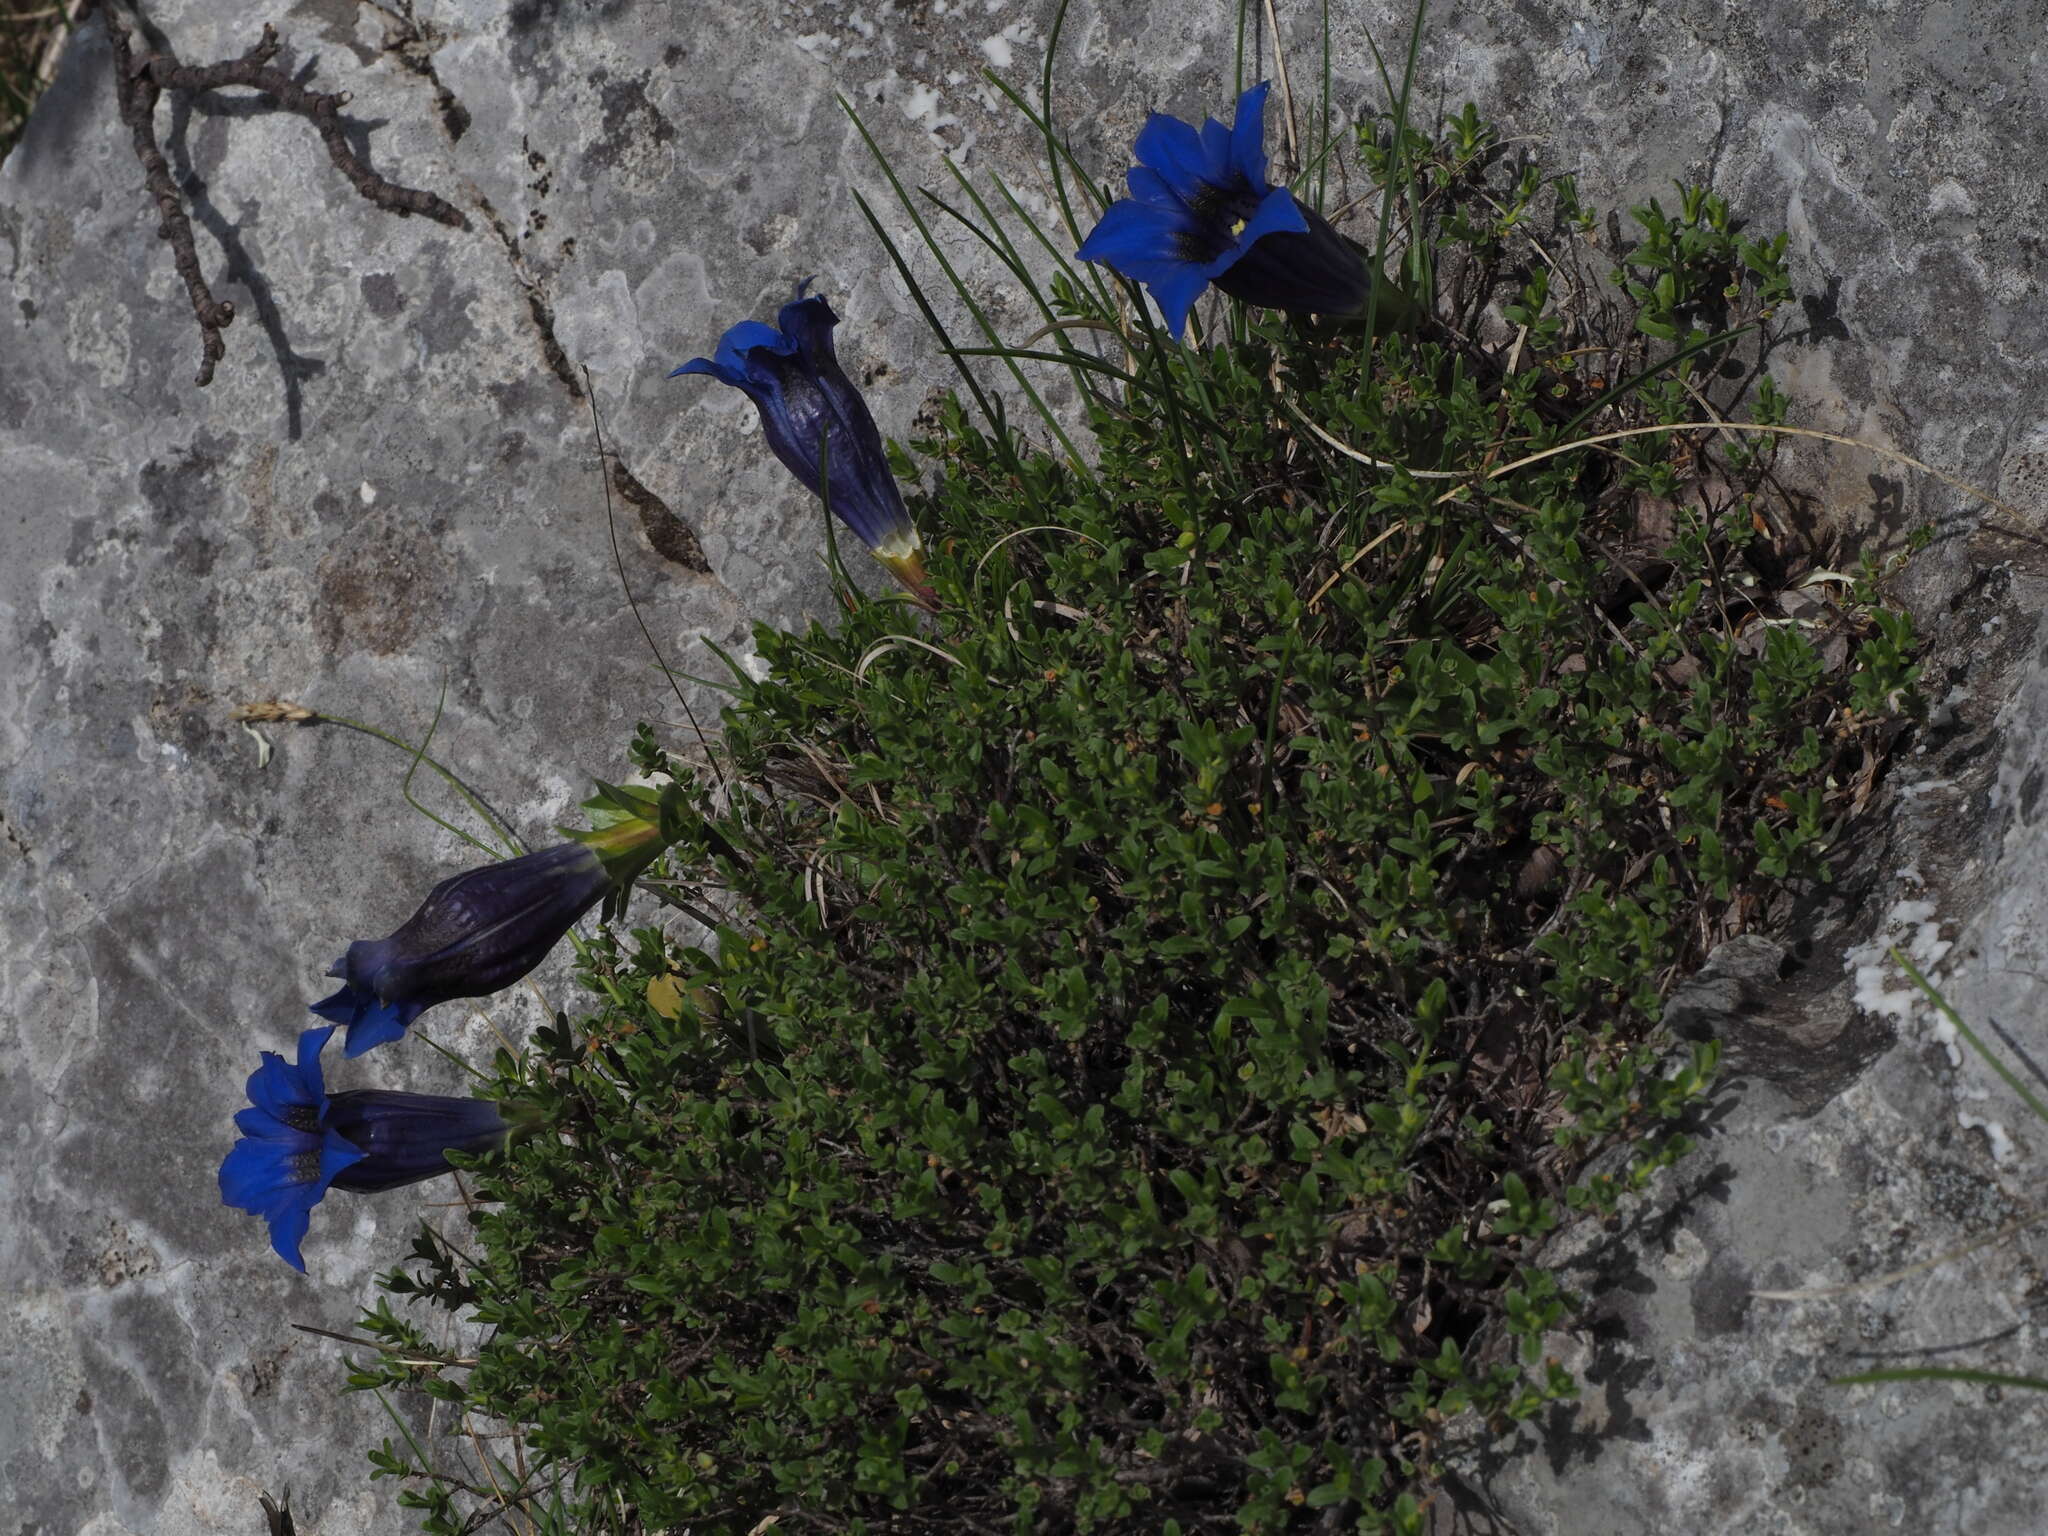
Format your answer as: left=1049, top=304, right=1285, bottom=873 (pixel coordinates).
left=1078, top=81, right=1371, bottom=338
left=308, top=980, right=358, bottom=1026
left=233, top=1104, right=301, bottom=1138
left=1211, top=194, right=1376, bottom=318
left=673, top=288, right=927, bottom=596
left=775, top=292, right=841, bottom=370
left=345, top=1000, right=422, bottom=1057
left=219, top=1115, right=359, bottom=1274
left=262, top=1197, right=316, bottom=1272
left=1133, top=111, right=1210, bottom=200
left=252, top=1132, right=362, bottom=1270
left=1229, top=83, right=1272, bottom=188
left=714, top=319, right=794, bottom=375
left=1125, top=166, right=1184, bottom=211
left=219, top=1129, right=313, bottom=1212
left=308, top=982, right=420, bottom=1057
left=668, top=355, right=738, bottom=384
left=668, top=320, right=791, bottom=384
left=1148, top=262, right=1215, bottom=342
left=294, top=1025, right=334, bottom=1100
left=221, top=1028, right=513, bottom=1273
left=1109, top=258, right=1204, bottom=291
left=242, top=1049, right=315, bottom=1124
left=318, top=1126, right=368, bottom=1187
left=1077, top=198, right=1189, bottom=267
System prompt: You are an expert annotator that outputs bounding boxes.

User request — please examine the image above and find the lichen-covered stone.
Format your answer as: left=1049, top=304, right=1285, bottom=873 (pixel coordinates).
left=4, top=2, right=2046, bottom=1532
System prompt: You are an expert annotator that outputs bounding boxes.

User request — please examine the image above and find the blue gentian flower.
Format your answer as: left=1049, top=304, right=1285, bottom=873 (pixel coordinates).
left=1077, top=82, right=1385, bottom=340
left=218, top=1025, right=509, bottom=1270
left=671, top=285, right=938, bottom=609
left=312, top=841, right=611, bottom=1056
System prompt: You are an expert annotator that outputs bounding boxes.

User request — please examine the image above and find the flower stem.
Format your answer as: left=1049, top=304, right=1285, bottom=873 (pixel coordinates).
left=307, top=709, right=524, bottom=859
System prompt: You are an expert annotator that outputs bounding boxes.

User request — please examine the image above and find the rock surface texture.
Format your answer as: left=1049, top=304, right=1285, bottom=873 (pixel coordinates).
left=0, top=1, right=2042, bottom=1533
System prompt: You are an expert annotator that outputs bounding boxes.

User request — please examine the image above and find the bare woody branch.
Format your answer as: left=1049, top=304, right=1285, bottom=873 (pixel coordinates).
left=99, top=7, right=469, bottom=386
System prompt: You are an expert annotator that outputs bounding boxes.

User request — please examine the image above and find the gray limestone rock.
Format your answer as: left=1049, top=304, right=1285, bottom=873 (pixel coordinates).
left=3, top=1, right=2044, bottom=1533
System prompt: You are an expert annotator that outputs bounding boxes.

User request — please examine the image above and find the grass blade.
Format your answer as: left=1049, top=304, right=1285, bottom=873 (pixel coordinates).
left=843, top=100, right=1090, bottom=482
left=1893, top=946, right=2048, bottom=1127
left=1833, top=1367, right=2048, bottom=1392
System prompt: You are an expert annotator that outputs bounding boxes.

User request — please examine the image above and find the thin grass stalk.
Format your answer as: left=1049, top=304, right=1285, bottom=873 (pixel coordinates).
left=1834, top=1366, right=2048, bottom=1392
left=1035, top=0, right=1104, bottom=303
left=982, top=161, right=1113, bottom=318
left=1316, top=0, right=1334, bottom=210
left=1893, top=947, right=2048, bottom=1127
left=846, top=185, right=1004, bottom=447
left=1354, top=0, right=1432, bottom=361
left=1234, top=0, right=1250, bottom=100
left=982, top=71, right=1120, bottom=319
left=844, top=102, right=1090, bottom=480
left=923, top=168, right=1113, bottom=442
left=1556, top=322, right=1760, bottom=439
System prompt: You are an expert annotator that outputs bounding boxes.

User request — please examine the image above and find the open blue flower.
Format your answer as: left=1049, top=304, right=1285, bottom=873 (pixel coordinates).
left=218, top=1025, right=509, bottom=1270
left=671, top=285, right=937, bottom=609
left=312, top=841, right=611, bottom=1056
left=1077, top=82, right=1379, bottom=340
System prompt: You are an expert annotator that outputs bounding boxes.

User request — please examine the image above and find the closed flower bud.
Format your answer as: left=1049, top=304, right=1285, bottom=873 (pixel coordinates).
left=671, top=284, right=938, bottom=609
left=311, top=841, right=612, bottom=1056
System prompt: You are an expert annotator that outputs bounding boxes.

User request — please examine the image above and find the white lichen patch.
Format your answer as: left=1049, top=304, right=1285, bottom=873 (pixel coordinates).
left=1895, top=776, right=1957, bottom=800
left=739, top=646, right=774, bottom=683
left=1660, top=1225, right=1709, bottom=1280
left=1846, top=898, right=1953, bottom=1047
left=152, top=1450, right=286, bottom=1536
left=1956, top=1109, right=2016, bottom=1164
left=1924, top=685, right=1969, bottom=728
left=553, top=267, right=644, bottom=377
left=1926, top=177, right=1976, bottom=217
left=63, top=295, right=132, bottom=390
left=1845, top=890, right=2041, bottom=1166
left=980, top=18, right=1035, bottom=68
left=899, top=78, right=946, bottom=128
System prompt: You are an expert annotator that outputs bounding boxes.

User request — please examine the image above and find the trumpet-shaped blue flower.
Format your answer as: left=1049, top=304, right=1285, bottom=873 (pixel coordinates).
left=671, top=285, right=937, bottom=608
left=1077, top=82, right=1383, bottom=340
left=312, top=841, right=611, bottom=1056
left=218, top=1025, right=509, bottom=1270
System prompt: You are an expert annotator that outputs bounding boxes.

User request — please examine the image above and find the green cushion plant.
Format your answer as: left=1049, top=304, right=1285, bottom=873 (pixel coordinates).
left=343, top=49, right=1919, bottom=1536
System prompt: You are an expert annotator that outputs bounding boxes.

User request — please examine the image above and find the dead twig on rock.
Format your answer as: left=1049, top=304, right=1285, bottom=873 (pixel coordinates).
left=98, top=4, right=468, bottom=386
left=102, top=8, right=232, bottom=383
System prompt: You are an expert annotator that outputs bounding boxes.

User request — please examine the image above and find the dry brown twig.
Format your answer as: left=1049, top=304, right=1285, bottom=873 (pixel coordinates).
left=96, top=3, right=468, bottom=385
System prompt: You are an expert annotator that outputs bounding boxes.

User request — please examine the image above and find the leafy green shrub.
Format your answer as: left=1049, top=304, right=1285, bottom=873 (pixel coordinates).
left=348, top=78, right=1915, bottom=1536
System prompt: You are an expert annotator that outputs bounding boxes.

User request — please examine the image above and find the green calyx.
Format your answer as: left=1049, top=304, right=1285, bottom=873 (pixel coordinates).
left=565, top=779, right=700, bottom=912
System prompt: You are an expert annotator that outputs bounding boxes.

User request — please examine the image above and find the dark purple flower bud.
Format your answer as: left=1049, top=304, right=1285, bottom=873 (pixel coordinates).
left=311, top=841, right=611, bottom=1056
left=218, top=1026, right=509, bottom=1270
left=324, top=1091, right=511, bottom=1192
left=1210, top=196, right=1375, bottom=320
left=671, top=284, right=938, bottom=609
